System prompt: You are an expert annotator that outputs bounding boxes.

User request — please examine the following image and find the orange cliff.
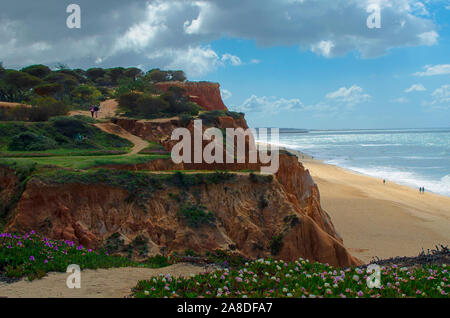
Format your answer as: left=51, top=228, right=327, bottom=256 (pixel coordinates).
left=4, top=164, right=360, bottom=267
left=155, top=81, right=228, bottom=111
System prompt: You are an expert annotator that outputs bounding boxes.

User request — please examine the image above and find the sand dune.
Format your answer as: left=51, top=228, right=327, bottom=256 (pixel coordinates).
left=300, top=157, right=450, bottom=263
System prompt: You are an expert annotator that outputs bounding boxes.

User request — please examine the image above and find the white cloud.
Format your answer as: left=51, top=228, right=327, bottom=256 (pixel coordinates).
left=427, top=84, right=450, bottom=109
left=417, top=31, right=438, bottom=45
left=325, top=85, right=371, bottom=107
left=233, top=85, right=370, bottom=114
left=390, top=97, right=409, bottom=103
left=221, top=54, right=242, bottom=66
left=311, top=40, right=335, bottom=58
left=220, top=89, right=232, bottom=100
left=405, top=84, right=426, bottom=93
left=0, top=0, right=439, bottom=71
left=250, top=59, right=262, bottom=64
left=233, top=95, right=304, bottom=114
left=148, top=46, right=222, bottom=78
left=414, top=64, right=450, bottom=76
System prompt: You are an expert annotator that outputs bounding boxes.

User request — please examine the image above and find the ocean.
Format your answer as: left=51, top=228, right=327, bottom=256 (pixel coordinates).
left=270, top=128, right=450, bottom=197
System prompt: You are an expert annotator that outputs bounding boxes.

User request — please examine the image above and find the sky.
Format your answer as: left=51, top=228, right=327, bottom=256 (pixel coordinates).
left=1, top=0, right=449, bottom=129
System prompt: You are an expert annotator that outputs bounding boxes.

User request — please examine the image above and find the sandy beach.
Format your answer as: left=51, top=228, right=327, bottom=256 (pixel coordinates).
left=287, top=149, right=450, bottom=263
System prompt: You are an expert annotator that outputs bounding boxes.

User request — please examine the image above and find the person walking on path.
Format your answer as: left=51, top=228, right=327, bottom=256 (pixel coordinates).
left=94, top=104, right=100, bottom=118
left=90, top=105, right=95, bottom=118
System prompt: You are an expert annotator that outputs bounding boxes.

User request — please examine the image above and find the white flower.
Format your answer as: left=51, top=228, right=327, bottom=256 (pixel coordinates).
left=144, top=291, right=149, bottom=295
left=353, top=275, right=360, bottom=281
left=287, top=293, right=293, bottom=297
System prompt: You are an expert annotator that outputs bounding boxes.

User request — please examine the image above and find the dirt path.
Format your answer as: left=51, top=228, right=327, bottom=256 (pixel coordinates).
left=94, top=122, right=149, bottom=155
left=69, top=99, right=119, bottom=119
left=68, top=99, right=149, bottom=156
left=0, top=263, right=216, bottom=298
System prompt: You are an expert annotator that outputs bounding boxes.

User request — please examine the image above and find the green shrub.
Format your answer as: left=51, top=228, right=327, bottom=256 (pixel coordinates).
left=136, top=95, right=170, bottom=116
left=178, top=204, right=215, bottom=228
left=50, top=116, right=92, bottom=138
left=199, top=110, right=244, bottom=126
left=146, top=255, right=171, bottom=268
left=249, top=172, right=273, bottom=184
left=270, top=234, right=284, bottom=256
left=8, top=132, right=57, bottom=151
left=118, top=92, right=140, bottom=111
left=28, top=96, right=69, bottom=121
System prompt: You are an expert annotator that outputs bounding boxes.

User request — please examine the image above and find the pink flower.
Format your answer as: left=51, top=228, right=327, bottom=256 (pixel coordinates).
left=30, top=255, right=35, bottom=261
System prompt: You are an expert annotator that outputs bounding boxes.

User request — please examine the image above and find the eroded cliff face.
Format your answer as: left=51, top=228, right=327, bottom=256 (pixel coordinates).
left=155, top=81, right=228, bottom=111
left=6, top=173, right=359, bottom=267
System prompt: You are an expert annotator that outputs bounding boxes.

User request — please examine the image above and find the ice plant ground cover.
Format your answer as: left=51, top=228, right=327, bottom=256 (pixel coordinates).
left=0, top=232, right=163, bottom=280
left=134, top=258, right=449, bottom=298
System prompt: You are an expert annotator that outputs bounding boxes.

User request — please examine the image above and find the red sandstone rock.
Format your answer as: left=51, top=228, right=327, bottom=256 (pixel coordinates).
left=6, top=172, right=360, bottom=267
left=155, top=81, right=228, bottom=111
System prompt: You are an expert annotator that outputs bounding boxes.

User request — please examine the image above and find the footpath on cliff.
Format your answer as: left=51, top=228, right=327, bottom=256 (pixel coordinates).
left=69, top=99, right=150, bottom=156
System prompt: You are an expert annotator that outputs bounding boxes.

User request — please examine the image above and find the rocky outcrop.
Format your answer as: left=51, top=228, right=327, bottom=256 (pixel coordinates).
left=7, top=173, right=360, bottom=267
left=155, top=81, right=228, bottom=111
left=276, top=154, right=343, bottom=243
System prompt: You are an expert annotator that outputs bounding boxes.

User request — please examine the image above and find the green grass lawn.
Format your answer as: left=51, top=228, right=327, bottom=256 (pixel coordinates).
left=0, top=154, right=170, bottom=170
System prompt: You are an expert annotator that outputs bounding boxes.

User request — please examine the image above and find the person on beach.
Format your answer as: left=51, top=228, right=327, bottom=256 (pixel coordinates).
left=383, top=179, right=386, bottom=184
left=90, top=105, right=95, bottom=118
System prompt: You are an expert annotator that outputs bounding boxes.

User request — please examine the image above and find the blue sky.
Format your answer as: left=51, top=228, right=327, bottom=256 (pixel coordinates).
left=199, top=5, right=450, bottom=129
left=1, top=0, right=449, bottom=129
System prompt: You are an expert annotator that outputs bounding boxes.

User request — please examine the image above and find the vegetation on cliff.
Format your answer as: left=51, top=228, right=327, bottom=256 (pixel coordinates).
left=0, top=63, right=188, bottom=122
left=0, top=116, right=132, bottom=156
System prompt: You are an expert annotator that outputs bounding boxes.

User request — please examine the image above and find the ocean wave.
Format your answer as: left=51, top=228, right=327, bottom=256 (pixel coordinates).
left=359, top=144, right=402, bottom=147
left=343, top=166, right=450, bottom=197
